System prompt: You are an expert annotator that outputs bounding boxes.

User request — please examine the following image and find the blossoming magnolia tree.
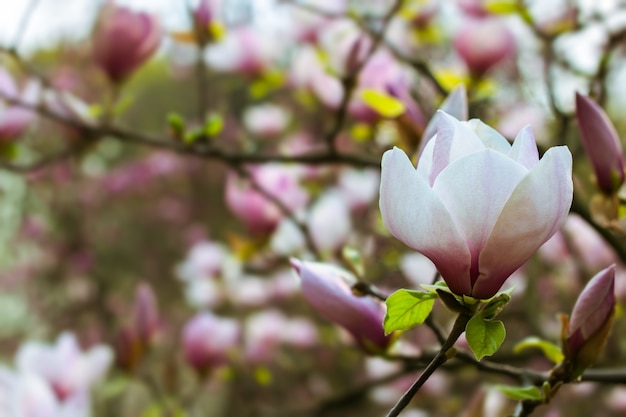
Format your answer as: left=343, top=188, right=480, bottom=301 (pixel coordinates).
left=1, top=0, right=626, bottom=416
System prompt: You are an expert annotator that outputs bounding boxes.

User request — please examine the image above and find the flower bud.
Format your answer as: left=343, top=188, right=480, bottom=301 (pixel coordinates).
left=193, top=0, right=223, bottom=44
left=453, top=18, right=515, bottom=76
left=575, top=93, right=625, bottom=194
left=182, top=312, right=240, bottom=373
left=225, top=165, right=308, bottom=235
left=566, top=265, right=616, bottom=375
left=92, top=3, right=162, bottom=83
left=132, top=282, right=160, bottom=346
left=290, top=259, right=394, bottom=353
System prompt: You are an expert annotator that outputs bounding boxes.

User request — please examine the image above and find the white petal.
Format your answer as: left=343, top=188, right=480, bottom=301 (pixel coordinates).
left=418, top=111, right=485, bottom=185
left=467, top=119, right=512, bottom=153
left=380, top=147, right=471, bottom=294
left=474, top=146, right=573, bottom=298
left=433, top=149, right=527, bottom=265
left=507, top=126, right=539, bottom=169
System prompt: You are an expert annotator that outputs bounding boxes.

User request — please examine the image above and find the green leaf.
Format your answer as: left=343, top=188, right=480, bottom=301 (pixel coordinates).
left=383, top=289, right=437, bottom=335
left=360, top=89, right=406, bottom=118
left=513, top=337, right=564, bottom=364
left=204, top=113, right=223, bottom=137
left=167, top=112, right=185, bottom=136
left=113, top=94, right=135, bottom=116
left=481, top=293, right=511, bottom=320
left=466, top=315, right=506, bottom=360
left=485, top=0, right=519, bottom=14
left=494, top=384, right=543, bottom=401
left=420, top=281, right=449, bottom=293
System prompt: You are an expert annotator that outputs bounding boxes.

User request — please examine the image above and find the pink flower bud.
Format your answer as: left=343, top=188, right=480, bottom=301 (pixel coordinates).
left=182, top=312, right=240, bottom=372
left=193, top=0, right=221, bottom=43
left=575, top=93, right=625, bottom=194
left=453, top=18, right=515, bottom=76
left=380, top=113, right=573, bottom=299
left=566, top=265, right=615, bottom=373
left=132, top=282, right=160, bottom=346
left=225, top=165, right=309, bottom=235
left=92, top=4, right=162, bottom=82
left=194, top=0, right=218, bottom=29
left=290, top=259, right=393, bottom=353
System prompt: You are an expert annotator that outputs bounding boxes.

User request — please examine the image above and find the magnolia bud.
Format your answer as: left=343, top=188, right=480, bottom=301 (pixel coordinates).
left=453, top=18, right=515, bottom=76
left=575, top=93, right=625, bottom=194
left=92, top=4, right=162, bottom=83
left=182, top=312, right=240, bottom=373
left=290, top=259, right=394, bottom=354
left=133, top=282, right=160, bottom=346
left=565, top=265, right=616, bottom=376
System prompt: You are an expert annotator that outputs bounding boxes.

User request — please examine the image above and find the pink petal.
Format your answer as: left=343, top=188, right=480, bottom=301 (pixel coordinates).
left=474, top=146, right=573, bottom=298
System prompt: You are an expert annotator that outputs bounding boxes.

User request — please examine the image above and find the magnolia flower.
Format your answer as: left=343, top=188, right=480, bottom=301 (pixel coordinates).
left=205, top=27, right=279, bottom=76
left=380, top=112, right=573, bottom=299
left=0, top=368, right=89, bottom=417
left=92, top=4, right=162, bottom=82
left=566, top=265, right=615, bottom=374
left=242, top=104, right=291, bottom=138
left=182, top=312, right=240, bottom=372
left=290, top=259, right=393, bottom=353
left=308, top=190, right=352, bottom=253
left=453, top=18, right=515, bottom=75
left=225, top=164, right=309, bottom=235
left=575, top=93, right=625, bottom=194
left=16, top=333, right=112, bottom=402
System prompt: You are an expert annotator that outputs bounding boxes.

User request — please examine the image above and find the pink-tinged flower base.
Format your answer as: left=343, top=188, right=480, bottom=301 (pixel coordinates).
left=380, top=112, right=573, bottom=299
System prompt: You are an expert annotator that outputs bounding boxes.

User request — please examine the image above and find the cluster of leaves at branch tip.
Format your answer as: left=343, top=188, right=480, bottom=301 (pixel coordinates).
left=167, top=112, right=223, bottom=144
left=383, top=283, right=510, bottom=361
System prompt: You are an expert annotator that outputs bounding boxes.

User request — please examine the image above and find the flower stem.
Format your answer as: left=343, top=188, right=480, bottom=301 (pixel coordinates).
left=386, top=312, right=472, bottom=417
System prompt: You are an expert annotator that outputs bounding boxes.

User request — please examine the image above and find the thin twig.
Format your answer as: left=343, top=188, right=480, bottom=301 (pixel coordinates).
left=386, top=312, right=472, bottom=417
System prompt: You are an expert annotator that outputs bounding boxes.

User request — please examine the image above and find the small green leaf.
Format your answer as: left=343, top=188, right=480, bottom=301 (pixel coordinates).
left=360, top=89, right=406, bottom=118
left=482, top=293, right=511, bottom=320
left=204, top=113, right=223, bottom=137
left=514, top=337, right=564, bottom=364
left=183, top=127, right=204, bottom=144
left=167, top=112, right=185, bottom=136
left=494, top=384, right=543, bottom=401
left=383, top=289, right=437, bottom=335
left=466, top=315, right=506, bottom=360
left=420, top=281, right=449, bottom=293
left=485, top=0, right=519, bottom=14
left=113, top=94, right=135, bottom=116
